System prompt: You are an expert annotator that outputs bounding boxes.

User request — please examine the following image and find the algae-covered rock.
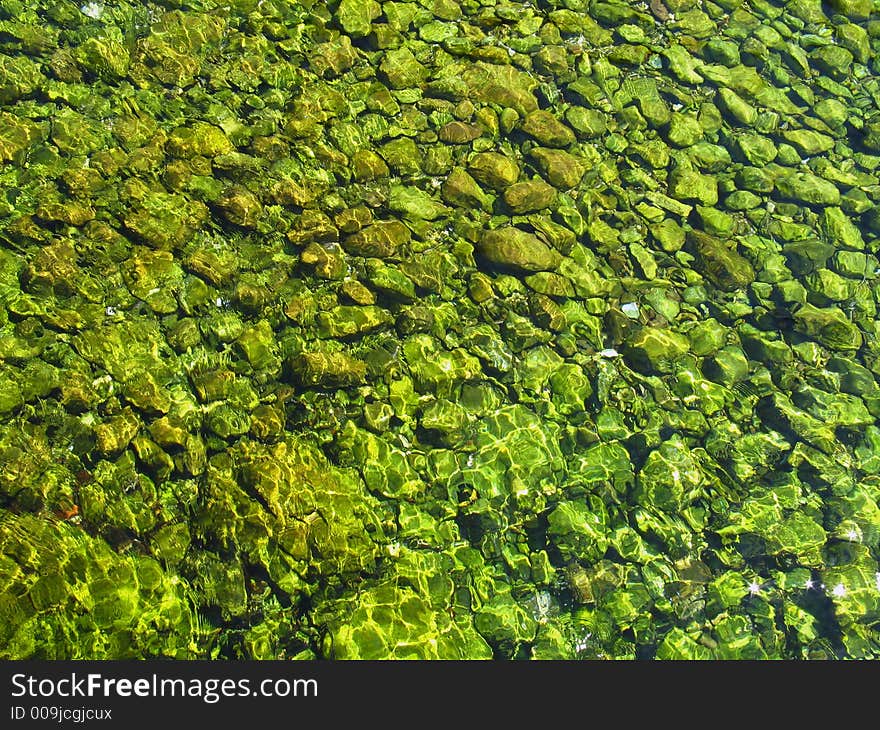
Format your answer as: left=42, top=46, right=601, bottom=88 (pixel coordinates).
left=685, top=230, right=755, bottom=291
left=503, top=179, right=557, bottom=214
left=343, top=221, right=411, bottom=259
left=635, top=437, right=704, bottom=512
left=461, top=61, right=538, bottom=116
left=441, top=166, right=491, bottom=208
left=325, top=582, right=492, bottom=659
left=478, top=227, right=563, bottom=272
left=623, top=326, right=691, bottom=374
left=793, top=304, right=862, bottom=351
left=0, top=111, right=41, bottom=162
left=521, top=110, right=576, bottom=148
left=547, top=500, right=609, bottom=563
left=289, top=351, right=368, bottom=387
left=467, top=152, right=520, bottom=190
left=529, top=148, right=586, bottom=189
left=379, top=47, right=428, bottom=89
left=124, top=193, right=209, bottom=251
left=775, top=172, right=840, bottom=206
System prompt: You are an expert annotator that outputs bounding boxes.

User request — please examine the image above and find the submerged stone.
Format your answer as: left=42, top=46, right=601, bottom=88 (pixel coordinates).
left=793, top=304, right=862, bottom=351
left=477, top=228, right=563, bottom=272
left=467, top=152, right=520, bottom=190
left=685, top=230, right=756, bottom=291
left=623, top=326, right=691, bottom=374
left=521, top=110, right=576, bottom=148
left=343, top=221, right=411, bottom=259
left=503, top=179, right=557, bottom=214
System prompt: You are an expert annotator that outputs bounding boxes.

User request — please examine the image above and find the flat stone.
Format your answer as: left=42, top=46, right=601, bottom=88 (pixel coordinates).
left=503, top=179, right=557, bottom=214
left=685, top=230, right=756, bottom=291
left=478, top=227, right=563, bottom=272
left=521, top=110, right=576, bottom=148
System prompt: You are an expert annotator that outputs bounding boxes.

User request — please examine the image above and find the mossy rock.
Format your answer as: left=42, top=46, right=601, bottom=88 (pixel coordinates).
left=477, top=227, right=563, bottom=272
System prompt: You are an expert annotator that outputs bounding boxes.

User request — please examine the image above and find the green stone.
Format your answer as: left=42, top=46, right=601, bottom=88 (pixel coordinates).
left=704, top=39, right=741, bottom=67
left=441, top=167, right=491, bottom=209
left=623, top=326, right=691, bottom=374
left=365, top=259, right=417, bottom=301
left=352, top=149, right=390, bottom=180
left=521, top=110, right=576, bottom=148
left=775, top=172, right=840, bottom=206
left=810, top=45, right=854, bottom=81
left=389, top=185, right=450, bottom=221
left=696, top=206, right=735, bottom=237
left=717, top=88, right=758, bottom=126
left=835, top=22, right=871, bottom=64
left=503, top=179, right=557, bottom=214
left=379, top=47, right=428, bottom=89
left=167, top=122, right=234, bottom=158
left=782, top=129, right=834, bottom=156
left=474, top=593, right=538, bottom=649
left=635, top=437, right=703, bottom=512
left=651, top=218, right=686, bottom=253
left=0, top=111, right=40, bottom=162
left=805, top=268, right=854, bottom=304
left=565, top=107, right=607, bottom=138
left=725, top=190, right=763, bottom=210
left=685, top=230, right=756, bottom=291
left=793, top=303, right=862, bottom=351
left=734, top=133, right=777, bottom=166
left=668, top=167, right=718, bottom=206
left=75, top=37, right=130, bottom=80
left=344, top=221, right=411, bottom=259
left=461, top=62, right=538, bottom=116
left=289, top=351, right=368, bottom=387
left=478, top=227, right=563, bottom=272
left=547, top=501, right=609, bottom=563
left=687, top=319, right=727, bottom=356
left=0, top=55, right=43, bottom=105
left=827, top=0, right=873, bottom=20
left=467, top=152, right=520, bottom=190
left=666, top=113, right=704, bottom=147
left=703, top=346, right=750, bottom=384
left=380, top=137, right=422, bottom=176
left=528, top=148, right=586, bottom=189
left=820, top=207, right=865, bottom=251
left=336, top=0, right=379, bottom=38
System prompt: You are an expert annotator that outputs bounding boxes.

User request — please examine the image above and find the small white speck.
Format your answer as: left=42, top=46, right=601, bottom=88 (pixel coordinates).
left=832, top=583, right=847, bottom=598
left=804, top=579, right=815, bottom=590
left=875, top=573, right=880, bottom=592
left=621, top=302, right=640, bottom=319
left=80, top=2, right=103, bottom=19
left=104, top=306, right=116, bottom=316
left=846, top=528, right=860, bottom=541
left=671, top=102, right=683, bottom=112
left=147, top=287, right=161, bottom=296
left=599, top=348, right=619, bottom=358
left=748, top=581, right=761, bottom=595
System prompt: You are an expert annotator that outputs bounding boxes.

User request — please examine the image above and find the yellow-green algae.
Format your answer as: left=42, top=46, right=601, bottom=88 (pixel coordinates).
left=1, top=0, right=880, bottom=660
